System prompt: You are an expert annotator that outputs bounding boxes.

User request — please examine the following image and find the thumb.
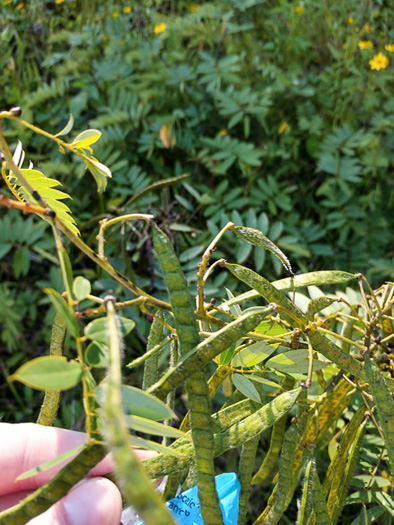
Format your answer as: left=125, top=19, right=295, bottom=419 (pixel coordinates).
left=28, top=478, right=122, bottom=525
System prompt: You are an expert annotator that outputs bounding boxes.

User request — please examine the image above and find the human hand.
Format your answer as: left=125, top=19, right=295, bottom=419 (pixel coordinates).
left=0, top=423, right=154, bottom=525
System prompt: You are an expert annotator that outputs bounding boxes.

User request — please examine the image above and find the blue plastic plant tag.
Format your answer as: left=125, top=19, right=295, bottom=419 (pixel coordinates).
left=132, top=472, right=240, bottom=525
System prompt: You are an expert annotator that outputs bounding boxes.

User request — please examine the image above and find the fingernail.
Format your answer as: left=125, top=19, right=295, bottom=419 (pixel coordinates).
left=64, top=478, right=121, bottom=525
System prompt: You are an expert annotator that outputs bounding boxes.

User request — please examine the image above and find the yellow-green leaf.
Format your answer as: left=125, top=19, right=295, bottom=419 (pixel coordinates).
left=125, top=415, right=185, bottom=438
left=16, top=444, right=85, bottom=480
left=44, top=288, right=80, bottom=337
left=71, top=129, right=102, bottom=149
left=55, top=114, right=74, bottom=137
left=84, top=317, right=135, bottom=343
left=10, top=356, right=83, bottom=391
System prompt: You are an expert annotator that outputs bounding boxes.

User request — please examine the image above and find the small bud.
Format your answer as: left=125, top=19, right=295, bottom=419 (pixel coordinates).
left=0, top=152, right=4, bottom=162
left=10, top=106, right=22, bottom=116
left=146, top=314, right=153, bottom=323
left=210, top=298, right=217, bottom=305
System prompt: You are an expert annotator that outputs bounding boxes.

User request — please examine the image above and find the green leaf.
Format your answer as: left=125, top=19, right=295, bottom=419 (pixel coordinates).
left=13, top=246, right=30, bottom=278
left=55, top=114, right=74, bottom=137
left=266, top=349, right=328, bottom=375
left=16, top=444, right=85, bottom=481
left=232, top=341, right=278, bottom=367
left=219, top=343, right=237, bottom=366
left=130, top=436, right=183, bottom=457
left=71, top=129, right=102, bottom=149
left=125, top=415, right=185, bottom=438
left=44, top=288, right=80, bottom=337
left=85, top=342, right=107, bottom=368
left=73, top=276, right=91, bottom=301
left=84, top=316, right=135, bottom=343
left=83, top=157, right=112, bottom=193
left=96, top=384, right=176, bottom=421
left=232, top=373, right=261, bottom=403
left=10, top=356, right=83, bottom=391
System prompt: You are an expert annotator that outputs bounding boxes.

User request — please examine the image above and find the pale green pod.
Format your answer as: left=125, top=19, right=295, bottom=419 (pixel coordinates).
left=297, top=458, right=313, bottom=525
left=225, top=263, right=366, bottom=381
left=224, top=271, right=357, bottom=308
left=238, top=437, right=260, bottom=525
left=148, top=308, right=272, bottom=400
left=330, top=419, right=367, bottom=525
left=103, top=298, right=177, bottom=525
left=37, top=313, right=66, bottom=426
left=152, top=225, right=223, bottom=524
left=309, top=459, right=330, bottom=525
left=0, top=444, right=107, bottom=525
left=364, top=353, right=394, bottom=478
left=252, top=377, right=295, bottom=485
left=142, top=312, right=164, bottom=390
left=255, top=411, right=309, bottom=525
left=324, top=406, right=366, bottom=503
left=340, top=318, right=355, bottom=353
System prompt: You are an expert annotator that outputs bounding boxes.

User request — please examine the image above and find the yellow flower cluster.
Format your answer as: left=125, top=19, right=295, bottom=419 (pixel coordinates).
left=124, top=6, right=131, bottom=13
left=364, top=24, right=372, bottom=33
left=369, top=53, right=389, bottom=70
left=358, top=41, right=373, bottom=50
left=278, top=121, right=289, bottom=134
left=190, top=4, right=198, bottom=12
left=385, top=44, right=394, bottom=52
left=294, top=5, right=304, bottom=15
left=154, top=23, right=166, bottom=35
left=348, top=17, right=353, bottom=24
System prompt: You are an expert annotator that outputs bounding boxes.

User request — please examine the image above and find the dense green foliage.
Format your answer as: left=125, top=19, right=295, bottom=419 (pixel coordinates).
left=1, top=2, right=394, bottom=523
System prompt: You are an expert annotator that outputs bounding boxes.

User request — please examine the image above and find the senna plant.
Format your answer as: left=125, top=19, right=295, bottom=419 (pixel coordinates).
left=0, top=109, right=394, bottom=524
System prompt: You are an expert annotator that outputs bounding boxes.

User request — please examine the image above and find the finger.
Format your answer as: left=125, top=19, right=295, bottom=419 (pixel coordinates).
left=0, top=423, right=156, bottom=495
left=26, top=477, right=122, bottom=525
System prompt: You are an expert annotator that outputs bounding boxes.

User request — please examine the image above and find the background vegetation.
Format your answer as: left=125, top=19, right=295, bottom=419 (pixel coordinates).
left=0, top=1, right=394, bottom=522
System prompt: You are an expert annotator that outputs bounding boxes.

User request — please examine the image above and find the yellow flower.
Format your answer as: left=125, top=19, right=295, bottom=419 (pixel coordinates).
left=348, top=17, right=353, bottom=24
left=364, top=24, right=372, bottom=33
left=112, top=10, right=119, bottom=18
left=294, top=5, right=304, bottom=15
left=190, top=4, right=198, bottom=12
left=16, top=2, right=24, bottom=8
left=369, top=53, right=389, bottom=70
left=102, top=33, right=108, bottom=41
left=55, top=0, right=65, bottom=4
left=123, top=6, right=131, bottom=13
left=358, top=41, right=373, bottom=50
left=154, top=23, right=166, bottom=35
left=385, top=44, right=394, bottom=52
left=278, top=121, right=289, bottom=134
left=3, top=0, right=12, bottom=5
left=219, top=129, right=227, bottom=137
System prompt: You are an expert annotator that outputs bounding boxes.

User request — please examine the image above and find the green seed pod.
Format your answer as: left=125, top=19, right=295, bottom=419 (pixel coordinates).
left=225, top=263, right=366, bottom=381
left=103, top=298, right=177, bottom=525
left=252, top=377, right=295, bottom=485
left=307, top=296, right=336, bottom=320
left=309, top=459, right=330, bottom=525
left=0, top=444, right=106, bottom=525
left=255, top=411, right=309, bottom=525
left=330, top=419, right=367, bottom=525
left=148, top=308, right=272, bottom=401
left=142, top=312, right=164, bottom=390
left=233, top=226, right=293, bottom=274
left=297, top=457, right=314, bottom=525
left=36, top=313, right=67, bottom=426
left=365, top=352, right=394, bottom=478
left=238, top=437, right=260, bottom=525
left=152, top=224, right=223, bottom=524
left=324, top=406, right=366, bottom=505
left=163, top=471, right=183, bottom=501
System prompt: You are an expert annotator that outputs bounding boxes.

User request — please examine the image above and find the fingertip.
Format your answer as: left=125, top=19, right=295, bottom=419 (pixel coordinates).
left=28, top=478, right=122, bottom=525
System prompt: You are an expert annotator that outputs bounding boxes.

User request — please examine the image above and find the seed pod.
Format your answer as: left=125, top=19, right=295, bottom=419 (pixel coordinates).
left=148, top=308, right=272, bottom=400
left=307, top=296, right=336, bottom=320
left=36, top=313, right=67, bottom=426
left=225, top=263, right=366, bottom=381
left=324, top=406, right=366, bottom=515
left=257, top=411, right=309, bottom=525
left=365, top=352, right=394, bottom=478
left=0, top=444, right=106, bottom=525
left=142, top=311, right=164, bottom=390
left=103, top=299, right=177, bottom=525
left=309, top=459, right=330, bottom=525
left=233, top=226, right=293, bottom=274
left=330, top=419, right=367, bottom=525
left=252, top=377, right=295, bottom=485
left=297, top=457, right=314, bottom=525
left=340, top=318, right=355, bottom=353
left=238, top=437, right=260, bottom=525
left=152, top=224, right=222, bottom=524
